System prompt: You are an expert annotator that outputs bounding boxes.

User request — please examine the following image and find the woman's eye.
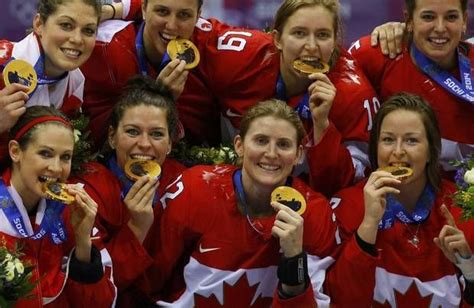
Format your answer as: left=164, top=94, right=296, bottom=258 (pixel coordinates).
left=60, top=22, right=73, bottom=30
left=61, top=154, right=72, bottom=161
left=446, top=13, right=460, bottom=22
left=406, top=138, right=418, bottom=145
left=126, top=129, right=139, bottom=136
left=293, top=30, right=306, bottom=37
left=317, top=32, right=331, bottom=39
left=178, top=11, right=192, bottom=19
left=150, top=131, right=164, bottom=139
left=256, top=137, right=267, bottom=145
left=277, top=140, right=292, bottom=149
left=420, top=14, right=435, bottom=21
left=83, top=27, right=96, bottom=36
left=156, top=8, right=169, bottom=16
left=39, top=150, right=52, bottom=158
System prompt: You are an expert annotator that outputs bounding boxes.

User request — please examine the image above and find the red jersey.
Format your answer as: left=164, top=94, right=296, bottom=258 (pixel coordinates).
left=80, top=19, right=221, bottom=148
left=0, top=34, right=84, bottom=169
left=139, top=165, right=338, bottom=307
left=326, top=180, right=474, bottom=307
left=72, top=158, right=185, bottom=306
left=0, top=169, right=116, bottom=307
left=349, top=36, right=474, bottom=172
left=189, top=23, right=377, bottom=196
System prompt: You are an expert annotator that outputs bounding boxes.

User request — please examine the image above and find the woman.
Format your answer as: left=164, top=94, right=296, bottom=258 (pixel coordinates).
left=0, top=106, right=115, bottom=307
left=72, top=75, right=186, bottom=306
left=172, top=0, right=378, bottom=197
left=349, top=0, right=474, bottom=177
left=138, top=99, right=338, bottom=306
left=325, top=93, right=474, bottom=307
left=80, top=0, right=222, bottom=147
left=0, top=0, right=101, bottom=167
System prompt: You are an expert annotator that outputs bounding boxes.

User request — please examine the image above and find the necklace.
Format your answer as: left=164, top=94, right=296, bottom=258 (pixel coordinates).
left=404, top=223, right=421, bottom=248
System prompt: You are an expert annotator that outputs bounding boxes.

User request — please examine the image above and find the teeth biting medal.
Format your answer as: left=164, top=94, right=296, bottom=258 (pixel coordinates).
left=167, top=39, right=200, bottom=70
left=293, top=59, right=330, bottom=75
left=43, top=182, right=75, bottom=204
left=124, top=159, right=161, bottom=182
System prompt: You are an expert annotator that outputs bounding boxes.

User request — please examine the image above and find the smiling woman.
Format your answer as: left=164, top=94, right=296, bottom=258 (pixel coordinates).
left=350, top=0, right=474, bottom=178
left=131, top=99, right=339, bottom=306
left=0, top=0, right=101, bottom=169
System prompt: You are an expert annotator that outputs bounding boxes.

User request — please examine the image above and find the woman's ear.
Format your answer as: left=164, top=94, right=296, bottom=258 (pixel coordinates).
left=234, top=135, right=244, bottom=158
left=8, top=140, right=22, bottom=163
left=107, top=126, right=116, bottom=149
left=33, top=13, right=43, bottom=37
left=295, top=145, right=304, bottom=165
left=272, top=29, right=282, bottom=51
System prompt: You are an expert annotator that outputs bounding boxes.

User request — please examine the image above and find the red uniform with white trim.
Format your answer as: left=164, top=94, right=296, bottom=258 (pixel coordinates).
left=0, top=169, right=116, bottom=308
left=190, top=22, right=377, bottom=196
left=0, top=34, right=84, bottom=169
left=72, top=158, right=185, bottom=306
left=349, top=36, right=474, bottom=172
left=80, top=19, right=221, bottom=148
left=326, top=179, right=474, bottom=307
left=138, top=165, right=338, bottom=307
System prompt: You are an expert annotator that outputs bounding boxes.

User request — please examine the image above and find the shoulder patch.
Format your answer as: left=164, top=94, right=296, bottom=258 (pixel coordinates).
left=195, top=18, right=212, bottom=32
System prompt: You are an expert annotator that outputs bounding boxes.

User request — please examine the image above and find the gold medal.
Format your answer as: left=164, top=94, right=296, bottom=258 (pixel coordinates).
left=271, top=186, right=307, bottom=215
left=43, top=182, right=75, bottom=204
left=124, top=159, right=162, bottom=182
left=293, top=59, right=330, bottom=75
left=378, top=166, right=414, bottom=181
left=167, top=39, right=200, bottom=69
left=2, top=59, right=38, bottom=94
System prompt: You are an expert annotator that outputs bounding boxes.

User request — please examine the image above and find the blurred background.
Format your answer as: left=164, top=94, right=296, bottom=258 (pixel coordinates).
left=1, top=0, right=473, bottom=48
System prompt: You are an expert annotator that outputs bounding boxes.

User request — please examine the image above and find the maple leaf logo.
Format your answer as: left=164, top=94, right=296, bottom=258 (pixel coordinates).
left=373, top=281, right=435, bottom=307
left=193, top=273, right=273, bottom=307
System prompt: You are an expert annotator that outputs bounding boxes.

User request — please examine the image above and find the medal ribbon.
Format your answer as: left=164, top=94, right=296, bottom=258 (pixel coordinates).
left=107, top=155, right=159, bottom=206
left=0, top=179, right=67, bottom=244
left=275, top=74, right=312, bottom=120
left=411, top=44, right=474, bottom=105
left=135, top=22, right=171, bottom=76
left=378, top=184, right=435, bottom=230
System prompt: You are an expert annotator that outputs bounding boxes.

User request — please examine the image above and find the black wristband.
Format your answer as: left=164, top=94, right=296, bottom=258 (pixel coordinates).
left=277, top=251, right=309, bottom=286
left=68, top=245, right=104, bottom=284
left=104, top=3, right=116, bottom=19
left=355, top=232, right=377, bottom=256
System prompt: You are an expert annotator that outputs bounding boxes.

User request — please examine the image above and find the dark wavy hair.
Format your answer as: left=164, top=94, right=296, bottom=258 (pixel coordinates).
left=102, top=75, right=179, bottom=158
left=37, top=0, right=101, bottom=22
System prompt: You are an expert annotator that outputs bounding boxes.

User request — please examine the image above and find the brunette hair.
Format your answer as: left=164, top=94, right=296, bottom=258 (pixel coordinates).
left=37, top=0, right=102, bottom=22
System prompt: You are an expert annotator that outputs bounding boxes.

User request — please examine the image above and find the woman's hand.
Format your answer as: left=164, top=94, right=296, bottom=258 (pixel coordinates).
left=271, top=201, right=304, bottom=258
left=271, top=201, right=306, bottom=296
left=156, top=59, right=189, bottom=100
left=67, top=184, right=99, bottom=263
left=434, top=205, right=472, bottom=263
left=124, top=175, right=159, bottom=243
left=370, top=22, right=406, bottom=59
left=358, top=170, right=400, bottom=244
left=0, top=83, right=29, bottom=133
left=308, top=73, right=336, bottom=144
